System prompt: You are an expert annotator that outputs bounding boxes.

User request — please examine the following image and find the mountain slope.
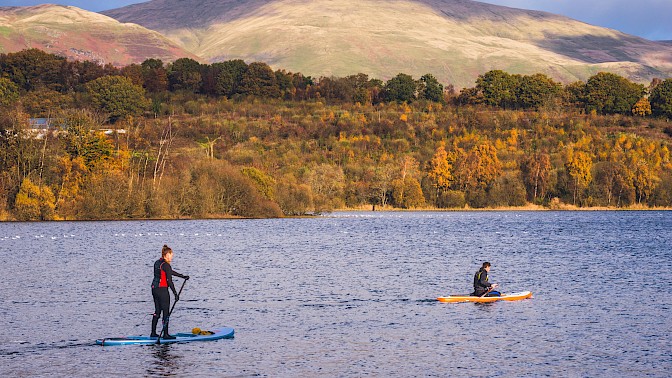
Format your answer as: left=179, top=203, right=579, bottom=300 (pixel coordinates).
left=103, top=0, right=672, bottom=87
left=0, top=4, right=197, bottom=65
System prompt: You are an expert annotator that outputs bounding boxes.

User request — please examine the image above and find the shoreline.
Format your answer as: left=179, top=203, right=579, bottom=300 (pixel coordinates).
left=336, top=204, right=672, bottom=212
left=2, top=203, right=671, bottom=222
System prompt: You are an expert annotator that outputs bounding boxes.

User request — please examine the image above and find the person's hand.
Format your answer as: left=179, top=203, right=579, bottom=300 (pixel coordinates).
left=175, top=294, right=180, bottom=301
left=184, top=275, right=190, bottom=280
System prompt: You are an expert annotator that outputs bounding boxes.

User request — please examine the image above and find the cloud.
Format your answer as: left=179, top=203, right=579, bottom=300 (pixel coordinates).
left=479, top=0, right=672, bottom=40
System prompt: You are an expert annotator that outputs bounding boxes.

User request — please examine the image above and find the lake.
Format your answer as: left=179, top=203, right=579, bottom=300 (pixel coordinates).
left=1, top=211, right=671, bottom=377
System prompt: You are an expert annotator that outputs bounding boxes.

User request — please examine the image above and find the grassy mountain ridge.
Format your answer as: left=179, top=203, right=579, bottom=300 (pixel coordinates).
left=103, top=0, right=672, bottom=87
left=0, top=4, right=197, bottom=65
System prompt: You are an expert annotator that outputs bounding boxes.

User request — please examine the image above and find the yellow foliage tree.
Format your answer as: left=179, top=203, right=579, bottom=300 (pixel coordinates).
left=631, top=97, right=652, bottom=117
left=427, top=142, right=453, bottom=193
left=14, top=178, right=56, bottom=221
left=564, top=148, right=593, bottom=205
left=392, top=176, right=425, bottom=208
left=453, top=142, right=502, bottom=194
left=54, top=156, right=88, bottom=220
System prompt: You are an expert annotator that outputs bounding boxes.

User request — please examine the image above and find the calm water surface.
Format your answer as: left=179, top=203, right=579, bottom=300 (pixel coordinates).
left=1, top=211, right=671, bottom=377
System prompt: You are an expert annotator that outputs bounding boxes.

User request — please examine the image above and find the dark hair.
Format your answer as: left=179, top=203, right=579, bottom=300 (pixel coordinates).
left=162, top=245, right=173, bottom=258
left=482, top=262, right=491, bottom=268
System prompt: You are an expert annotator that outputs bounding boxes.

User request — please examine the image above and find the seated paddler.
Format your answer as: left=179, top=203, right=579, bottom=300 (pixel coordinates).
left=473, top=262, right=500, bottom=297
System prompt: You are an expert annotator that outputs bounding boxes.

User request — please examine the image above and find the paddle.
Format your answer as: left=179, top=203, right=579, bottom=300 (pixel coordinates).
left=479, top=286, right=494, bottom=298
left=156, top=278, right=187, bottom=345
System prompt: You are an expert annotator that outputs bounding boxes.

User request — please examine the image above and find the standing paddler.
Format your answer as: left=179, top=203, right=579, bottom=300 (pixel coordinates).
left=151, top=245, right=189, bottom=339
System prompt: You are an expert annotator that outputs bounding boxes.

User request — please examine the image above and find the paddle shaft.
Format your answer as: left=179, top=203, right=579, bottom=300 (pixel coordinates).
left=157, top=278, right=187, bottom=345
left=480, top=286, right=494, bottom=297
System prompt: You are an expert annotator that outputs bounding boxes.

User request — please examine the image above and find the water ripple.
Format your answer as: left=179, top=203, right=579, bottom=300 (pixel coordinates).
left=1, top=211, right=671, bottom=376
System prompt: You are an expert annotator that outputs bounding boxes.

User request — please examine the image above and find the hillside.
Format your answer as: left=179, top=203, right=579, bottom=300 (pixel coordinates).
left=103, top=0, right=672, bottom=87
left=0, top=4, right=197, bottom=66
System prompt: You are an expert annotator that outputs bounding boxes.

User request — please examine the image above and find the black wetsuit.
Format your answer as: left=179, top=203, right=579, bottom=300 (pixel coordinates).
left=473, top=267, right=496, bottom=296
left=151, top=258, right=186, bottom=337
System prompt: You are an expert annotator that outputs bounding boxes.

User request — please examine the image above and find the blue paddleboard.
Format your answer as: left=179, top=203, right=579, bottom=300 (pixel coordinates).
left=96, top=327, right=234, bottom=346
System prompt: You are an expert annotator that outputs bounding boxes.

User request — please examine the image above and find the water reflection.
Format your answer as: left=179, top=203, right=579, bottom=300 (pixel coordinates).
left=146, top=344, right=179, bottom=377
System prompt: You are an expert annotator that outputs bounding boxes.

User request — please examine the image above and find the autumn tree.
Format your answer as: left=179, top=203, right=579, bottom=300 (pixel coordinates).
left=389, top=155, right=421, bottom=208
left=59, top=109, right=113, bottom=167
left=53, top=156, right=87, bottom=219
left=168, top=58, right=202, bottom=93
left=650, top=172, right=672, bottom=207
left=241, top=167, right=276, bottom=201
left=626, top=141, right=663, bottom=204
left=85, top=75, right=150, bottom=121
left=475, top=70, right=519, bottom=109
left=120, top=64, right=144, bottom=86
left=21, top=88, right=73, bottom=116
left=315, top=74, right=377, bottom=103
left=275, top=69, right=295, bottom=99
left=0, top=78, right=19, bottom=107
left=308, top=164, right=345, bottom=213
left=515, top=74, right=562, bottom=109
left=78, top=171, right=132, bottom=219
left=384, top=73, right=417, bottom=103
left=584, top=72, right=645, bottom=115
left=391, top=176, right=425, bottom=208
left=61, top=60, right=116, bottom=91
left=290, top=72, right=316, bottom=101
left=315, top=77, right=347, bottom=102
left=13, top=177, right=56, bottom=221
left=520, top=152, right=552, bottom=203
left=211, top=60, right=248, bottom=97
left=239, top=62, right=280, bottom=98
left=370, top=158, right=397, bottom=208
left=631, top=97, right=652, bottom=117
left=275, top=174, right=313, bottom=215
left=418, top=74, right=444, bottom=103
left=591, top=161, right=633, bottom=207
left=456, top=86, right=484, bottom=105
left=564, top=81, right=586, bottom=108
left=488, top=171, right=527, bottom=207
left=347, top=73, right=376, bottom=104
left=564, top=148, right=593, bottom=205
left=649, top=78, right=672, bottom=118
left=0, top=49, right=65, bottom=91
left=141, top=59, right=169, bottom=93
left=427, top=142, right=453, bottom=196
left=453, top=143, right=502, bottom=207
left=0, top=108, right=41, bottom=197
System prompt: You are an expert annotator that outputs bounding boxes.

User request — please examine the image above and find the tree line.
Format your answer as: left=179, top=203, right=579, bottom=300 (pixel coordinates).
left=1, top=48, right=671, bottom=220
left=2, top=49, right=672, bottom=118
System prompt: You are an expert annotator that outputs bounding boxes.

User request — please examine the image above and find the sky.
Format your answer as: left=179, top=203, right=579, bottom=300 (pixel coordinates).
left=2, top=0, right=671, bottom=41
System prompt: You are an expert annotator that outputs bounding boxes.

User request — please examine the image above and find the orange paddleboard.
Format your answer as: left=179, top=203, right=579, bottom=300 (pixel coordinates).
left=437, top=291, right=532, bottom=303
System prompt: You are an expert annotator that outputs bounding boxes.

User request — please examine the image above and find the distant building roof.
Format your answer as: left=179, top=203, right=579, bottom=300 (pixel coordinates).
left=28, top=118, right=54, bottom=129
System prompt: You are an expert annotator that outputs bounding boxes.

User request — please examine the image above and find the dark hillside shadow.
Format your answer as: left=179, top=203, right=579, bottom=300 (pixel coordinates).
left=102, top=0, right=276, bottom=30
left=103, top=0, right=570, bottom=33
left=420, top=0, right=672, bottom=64
left=534, top=33, right=651, bottom=64
left=419, top=0, right=559, bottom=22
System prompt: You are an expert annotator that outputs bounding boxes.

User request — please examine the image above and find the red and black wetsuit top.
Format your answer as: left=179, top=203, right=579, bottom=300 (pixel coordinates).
left=152, top=258, right=184, bottom=295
